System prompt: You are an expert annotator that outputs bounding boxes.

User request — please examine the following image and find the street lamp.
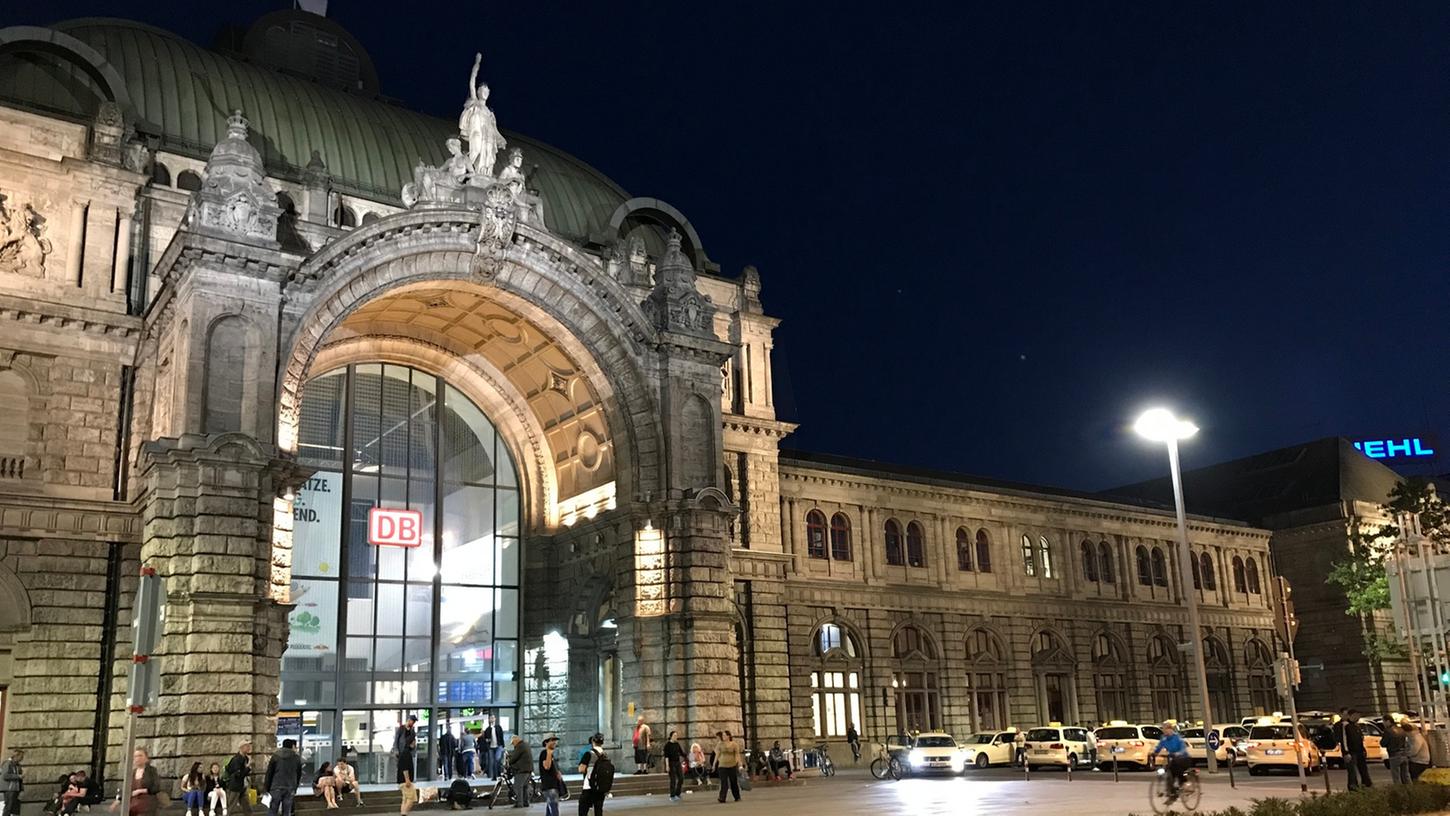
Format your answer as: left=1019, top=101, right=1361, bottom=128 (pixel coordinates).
left=1134, top=407, right=1219, bottom=774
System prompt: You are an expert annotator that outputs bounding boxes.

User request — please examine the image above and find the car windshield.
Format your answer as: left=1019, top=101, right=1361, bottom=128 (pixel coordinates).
left=915, top=737, right=955, bottom=748
left=1360, top=722, right=1383, bottom=737
left=1096, top=727, right=1138, bottom=739
left=1026, top=729, right=1058, bottom=742
left=1250, top=726, right=1295, bottom=740
left=968, top=734, right=995, bottom=745
left=1183, top=729, right=1205, bottom=738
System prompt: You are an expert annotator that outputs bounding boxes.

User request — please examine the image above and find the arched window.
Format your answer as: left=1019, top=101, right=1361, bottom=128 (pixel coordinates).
left=884, top=519, right=904, bottom=566
left=1191, top=553, right=1202, bottom=590
left=1231, top=556, right=1247, bottom=593
left=1204, top=636, right=1233, bottom=718
left=1039, top=536, right=1054, bottom=579
left=1245, top=639, right=1276, bottom=714
left=892, top=624, right=941, bottom=732
left=805, top=510, right=828, bottom=559
left=1135, top=545, right=1152, bottom=586
left=1245, top=557, right=1262, bottom=594
left=361, top=211, right=381, bottom=225
left=1021, top=534, right=1036, bottom=576
left=0, top=370, right=31, bottom=478
left=1081, top=541, right=1098, bottom=582
left=1200, top=553, right=1216, bottom=591
left=956, top=527, right=973, bottom=572
left=334, top=203, right=358, bottom=228
left=965, top=628, right=1008, bottom=732
left=1147, top=635, right=1183, bottom=721
left=176, top=169, right=203, bottom=191
left=1092, top=633, right=1130, bottom=721
left=975, top=529, right=992, bottom=573
left=1098, top=542, right=1115, bottom=583
left=893, top=625, right=938, bottom=660
left=1150, top=547, right=1168, bottom=587
left=830, top=513, right=852, bottom=561
left=1031, top=630, right=1075, bottom=723
left=811, top=623, right=862, bottom=738
left=150, top=162, right=172, bottom=187
left=906, top=521, right=927, bottom=568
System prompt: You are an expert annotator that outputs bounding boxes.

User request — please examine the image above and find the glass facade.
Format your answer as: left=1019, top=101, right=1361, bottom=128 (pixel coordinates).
left=280, top=364, right=521, bottom=782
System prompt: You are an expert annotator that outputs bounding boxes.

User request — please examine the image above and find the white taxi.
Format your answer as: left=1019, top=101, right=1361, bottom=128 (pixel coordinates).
left=1183, top=723, right=1250, bottom=764
left=903, top=732, right=968, bottom=774
left=1024, top=724, right=1093, bottom=770
left=961, top=730, right=1018, bottom=769
left=1244, top=722, right=1321, bottom=774
left=1094, top=722, right=1163, bottom=768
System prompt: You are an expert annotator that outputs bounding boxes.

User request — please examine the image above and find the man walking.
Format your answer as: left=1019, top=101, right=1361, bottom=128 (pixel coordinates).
left=576, top=733, right=610, bottom=816
left=538, top=736, right=563, bottom=816
left=631, top=717, right=651, bottom=774
left=439, top=726, right=458, bottom=781
left=1341, top=710, right=1372, bottom=791
left=483, top=715, right=505, bottom=779
left=263, top=739, right=302, bottom=816
left=1382, top=713, right=1409, bottom=784
left=394, top=715, right=419, bottom=784
left=714, top=732, right=742, bottom=804
left=223, top=742, right=253, bottom=816
left=1, top=748, right=23, bottom=816
left=505, top=735, right=532, bottom=808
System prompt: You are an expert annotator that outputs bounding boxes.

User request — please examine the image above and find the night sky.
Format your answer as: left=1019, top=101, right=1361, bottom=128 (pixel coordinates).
left=17, top=2, right=1450, bottom=490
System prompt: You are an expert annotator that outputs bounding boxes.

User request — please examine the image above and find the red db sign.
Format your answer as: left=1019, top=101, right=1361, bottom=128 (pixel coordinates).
left=368, top=507, right=423, bottom=548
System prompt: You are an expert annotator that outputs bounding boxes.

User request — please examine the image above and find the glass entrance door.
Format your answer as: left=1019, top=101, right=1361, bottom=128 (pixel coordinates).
left=1041, top=673, right=1068, bottom=723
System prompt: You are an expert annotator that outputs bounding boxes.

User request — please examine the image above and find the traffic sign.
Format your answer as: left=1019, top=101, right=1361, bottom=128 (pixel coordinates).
left=1206, top=730, right=1222, bottom=751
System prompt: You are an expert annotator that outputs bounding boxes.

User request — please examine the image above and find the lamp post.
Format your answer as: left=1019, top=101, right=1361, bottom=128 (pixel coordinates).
left=1134, top=408, right=1218, bottom=774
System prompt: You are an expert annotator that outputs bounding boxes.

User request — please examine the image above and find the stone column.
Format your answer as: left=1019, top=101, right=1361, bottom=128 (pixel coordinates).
left=134, top=433, right=296, bottom=783
left=65, top=199, right=88, bottom=286
left=111, top=209, right=132, bottom=294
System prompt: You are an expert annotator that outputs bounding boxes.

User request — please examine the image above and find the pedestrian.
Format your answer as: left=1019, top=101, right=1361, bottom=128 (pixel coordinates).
left=125, top=749, right=161, bottom=816
left=312, top=763, right=337, bottom=809
left=714, top=731, right=742, bottom=804
left=576, top=733, right=612, bottom=816
left=505, top=735, right=531, bottom=808
left=2, top=749, right=23, bottom=816
left=222, top=742, right=253, bottom=816
left=483, top=716, right=505, bottom=779
left=1014, top=731, right=1026, bottom=767
left=181, top=763, right=207, bottom=816
left=394, top=715, right=419, bottom=785
left=263, top=739, right=302, bottom=816
left=845, top=723, right=861, bottom=764
left=459, top=729, right=478, bottom=780
left=538, top=735, right=563, bottom=816
left=440, top=727, right=459, bottom=781
left=1382, top=714, right=1409, bottom=784
left=332, top=759, right=363, bottom=807
left=688, top=743, right=707, bottom=787
left=632, top=717, right=652, bottom=775
left=1406, top=722, right=1432, bottom=780
left=662, top=731, right=684, bottom=801
left=1085, top=726, right=1098, bottom=768
left=1341, top=710, right=1372, bottom=791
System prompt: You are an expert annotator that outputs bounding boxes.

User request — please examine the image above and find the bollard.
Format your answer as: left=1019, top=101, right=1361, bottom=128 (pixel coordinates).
left=1322, top=758, right=1331, bottom=794
left=1226, top=752, right=1235, bottom=789
left=1023, top=756, right=1030, bottom=781
left=1067, top=757, right=1073, bottom=782
left=1112, top=753, right=1119, bottom=783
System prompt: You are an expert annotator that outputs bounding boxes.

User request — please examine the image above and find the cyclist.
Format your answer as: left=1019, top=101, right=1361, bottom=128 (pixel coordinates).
left=1149, top=722, right=1192, bottom=803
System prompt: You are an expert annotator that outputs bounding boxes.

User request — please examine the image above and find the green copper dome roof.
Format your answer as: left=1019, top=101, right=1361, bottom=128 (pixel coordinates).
left=0, top=17, right=629, bottom=244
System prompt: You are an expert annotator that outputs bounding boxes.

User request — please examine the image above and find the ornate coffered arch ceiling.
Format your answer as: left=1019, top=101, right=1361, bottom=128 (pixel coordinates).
left=326, top=282, right=616, bottom=521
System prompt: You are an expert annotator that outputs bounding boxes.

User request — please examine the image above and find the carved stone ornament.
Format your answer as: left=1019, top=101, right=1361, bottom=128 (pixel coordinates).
left=471, top=182, right=518, bottom=278
left=642, top=229, right=715, bottom=336
left=89, top=101, right=126, bottom=165
left=183, top=111, right=281, bottom=245
left=0, top=192, right=52, bottom=277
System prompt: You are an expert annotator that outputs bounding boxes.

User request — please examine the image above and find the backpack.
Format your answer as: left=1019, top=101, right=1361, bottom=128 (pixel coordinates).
left=589, top=752, right=615, bottom=795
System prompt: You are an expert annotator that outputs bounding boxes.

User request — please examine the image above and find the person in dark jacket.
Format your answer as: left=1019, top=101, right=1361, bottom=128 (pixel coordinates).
left=263, top=740, right=302, bottom=816
left=504, top=736, right=531, bottom=808
left=662, top=731, right=685, bottom=801
left=1340, top=710, right=1372, bottom=791
left=1382, top=715, right=1409, bottom=784
left=126, top=749, right=161, bottom=816
left=537, top=736, right=563, bottom=816
left=2, top=749, right=23, bottom=816
left=223, top=743, right=253, bottom=816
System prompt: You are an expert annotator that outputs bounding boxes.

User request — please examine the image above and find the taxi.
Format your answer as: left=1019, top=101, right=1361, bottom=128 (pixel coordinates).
left=1093, top=721, right=1163, bottom=769
left=1244, top=720, right=1321, bottom=774
left=1310, top=717, right=1387, bottom=767
left=1182, top=723, right=1250, bottom=764
left=903, top=732, right=968, bottom=773
left=961, top=729, right=1018, bottom=769
left=1024, top=723, right=1093, bottom=770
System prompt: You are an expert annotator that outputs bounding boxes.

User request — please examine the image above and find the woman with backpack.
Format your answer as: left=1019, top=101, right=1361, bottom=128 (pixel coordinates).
left=576, top=733, right=612, bottom=816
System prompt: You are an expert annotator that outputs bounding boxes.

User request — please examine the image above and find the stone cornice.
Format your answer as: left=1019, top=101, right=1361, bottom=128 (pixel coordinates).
left=781, top=465, right=1270, bottom=542
left=723, top=414, right=798, bottom=439
left=0, top=494, right=140, bottom=543
left=0, top=293, right=140, bottom=342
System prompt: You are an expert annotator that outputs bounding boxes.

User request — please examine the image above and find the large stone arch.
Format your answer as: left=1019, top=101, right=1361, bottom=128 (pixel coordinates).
left=278, top=212, right=663, bottom=514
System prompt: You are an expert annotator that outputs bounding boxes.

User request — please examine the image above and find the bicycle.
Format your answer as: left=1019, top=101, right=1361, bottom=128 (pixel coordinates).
left=869, top=742, right=902, bottom=781
left=807, top=743, right=836, bottom=777
left=486, top=769, right=545, bottom=809
left=1149, top=764, right=1201, bottom=813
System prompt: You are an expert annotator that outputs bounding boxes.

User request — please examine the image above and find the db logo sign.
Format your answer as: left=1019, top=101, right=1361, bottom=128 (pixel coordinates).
left=368, top=507, right=424, bottom=548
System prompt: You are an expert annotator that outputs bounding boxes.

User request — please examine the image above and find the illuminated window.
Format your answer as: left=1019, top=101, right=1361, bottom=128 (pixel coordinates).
left=806, top=510, right=828, bottom=559
left=1039, top=536, right=1054, bottom=579
left=810, top=671, right=861, bottom=738
left=1021, top=535, right=1035, bottom=576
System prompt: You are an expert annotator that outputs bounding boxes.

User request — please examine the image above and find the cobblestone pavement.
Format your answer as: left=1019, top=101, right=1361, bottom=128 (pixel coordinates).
left=596, top=764, right=1395, bottom=814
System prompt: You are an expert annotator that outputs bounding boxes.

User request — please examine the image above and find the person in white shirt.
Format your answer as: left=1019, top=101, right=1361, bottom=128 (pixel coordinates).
left=576, top=733, right=607, bottom=816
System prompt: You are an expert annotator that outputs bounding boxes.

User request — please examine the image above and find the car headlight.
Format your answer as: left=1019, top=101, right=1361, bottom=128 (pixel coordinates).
left=909, top=749, right=925, bottom=765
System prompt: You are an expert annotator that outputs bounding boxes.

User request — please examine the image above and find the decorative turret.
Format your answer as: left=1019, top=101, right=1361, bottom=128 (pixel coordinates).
left=739, top=264, right=763, bottom=313
left=643, top=229, right=715, bottom=337
left=184, top=111, right=281, bottom=246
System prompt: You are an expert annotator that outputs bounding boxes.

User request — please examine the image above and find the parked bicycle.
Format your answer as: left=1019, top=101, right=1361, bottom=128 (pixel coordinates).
left=806, top=742, right=836, bottom=777
left=869, top=742, right=902, bottom=781
left=485, top=768, right=567, bottom=809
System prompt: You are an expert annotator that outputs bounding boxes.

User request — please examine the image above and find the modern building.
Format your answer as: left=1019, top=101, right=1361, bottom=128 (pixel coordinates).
left=1107, top=437, right=1414, bottom=713
left=0, top=10, right=1280, bottom=795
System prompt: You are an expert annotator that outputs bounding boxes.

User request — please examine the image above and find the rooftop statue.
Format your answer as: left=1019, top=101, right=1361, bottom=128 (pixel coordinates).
left=460, top=53, right=507, bottom=180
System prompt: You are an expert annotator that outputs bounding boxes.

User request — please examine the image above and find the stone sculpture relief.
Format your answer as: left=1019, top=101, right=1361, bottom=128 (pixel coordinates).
left=460, top=53, right=507, bottom=179
left=184, top=111, right=280, bottom=244
left=0, top=193, right=52, bottom=277
left=642, top=229, right=715, bottom=336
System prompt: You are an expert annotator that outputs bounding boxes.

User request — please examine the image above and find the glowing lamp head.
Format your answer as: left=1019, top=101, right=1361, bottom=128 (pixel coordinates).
left=1134, top=408, right=1199, bottom=443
